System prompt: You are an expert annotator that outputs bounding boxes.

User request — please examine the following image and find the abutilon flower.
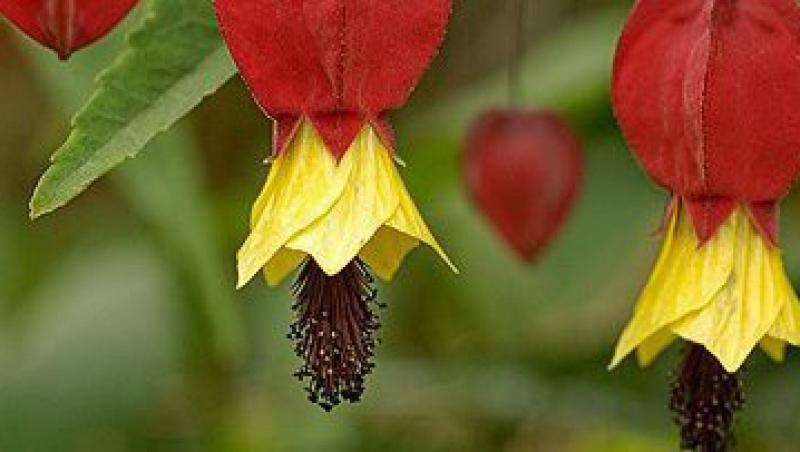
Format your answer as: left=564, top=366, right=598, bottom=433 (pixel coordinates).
left=0, top=0, right=139, bottom=59
left=611, top=0, right=800, bottom=449
left=463, top=110, right=583, bottom=262
left=214, top=0, right=455, bottom=410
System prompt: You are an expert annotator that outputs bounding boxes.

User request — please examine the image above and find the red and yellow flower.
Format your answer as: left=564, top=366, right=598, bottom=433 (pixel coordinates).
left=611, top=0, right=800, bottom=448
left=214, top=0, right=455, bottom=410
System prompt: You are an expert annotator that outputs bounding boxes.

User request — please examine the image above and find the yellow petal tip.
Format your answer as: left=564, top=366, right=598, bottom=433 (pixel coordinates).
left=236, top=262, right=260, bottom=290
left=448, top=262, right=460, bottom=275
left=607, top=352, right=626, bottom=371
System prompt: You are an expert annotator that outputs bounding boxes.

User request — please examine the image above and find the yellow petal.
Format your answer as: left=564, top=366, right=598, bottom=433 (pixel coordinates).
left=283, top=128, right=400, bottom=276
left=238, top=119, right=455, bottom=288
left=609, top=206, right=734, bottom=368
left=766, top=278, right=800, bottom=345
left=383, top=165, right=457, bottom=274
left=759, top=282, right=800, bottom=365
left=237, top=122, right=351, bottom=288
left=263, top=248, right=307, bottom=287
left=670, top=209, right=790, bottom=373
left=760, top=336, right=787, bottom=363
left=636, top=328, right=676, bottom=367
left=359, top=226, right=420, bottom=281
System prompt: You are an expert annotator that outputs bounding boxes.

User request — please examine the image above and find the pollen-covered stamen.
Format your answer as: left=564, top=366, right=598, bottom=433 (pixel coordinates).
left=289, top=258, right=383, bottom=411
left=670, top=344, right=744, bottom=452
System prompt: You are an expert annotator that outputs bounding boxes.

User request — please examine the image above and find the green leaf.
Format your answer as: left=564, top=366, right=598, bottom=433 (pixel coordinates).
left=24, top=0, right=244, bottom=367
left=29, top=0, right=237, bottom=218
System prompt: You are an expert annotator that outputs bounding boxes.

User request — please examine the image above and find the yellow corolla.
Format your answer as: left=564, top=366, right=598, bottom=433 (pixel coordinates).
left=610, top=202, right=800, bottom=373
left=237, top=120, right=455, bottom=288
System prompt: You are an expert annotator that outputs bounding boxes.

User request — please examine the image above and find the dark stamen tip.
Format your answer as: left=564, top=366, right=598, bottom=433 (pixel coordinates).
left=289, top=258, right=383, bottom=411
left=670, top=344, right=744, bottom=452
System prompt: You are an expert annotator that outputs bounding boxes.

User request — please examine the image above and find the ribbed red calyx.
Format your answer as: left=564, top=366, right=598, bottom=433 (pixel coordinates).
left=464, top=110, right=583, bottom=262
left=613, top=0, right=800, bottom=243
left=213, top=0, right=452, bottom=158
left=0, top=0, right=138, bottom=60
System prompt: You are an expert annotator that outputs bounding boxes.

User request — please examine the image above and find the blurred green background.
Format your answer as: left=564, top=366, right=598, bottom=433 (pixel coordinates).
left=2, top=1, right=800, bottom=451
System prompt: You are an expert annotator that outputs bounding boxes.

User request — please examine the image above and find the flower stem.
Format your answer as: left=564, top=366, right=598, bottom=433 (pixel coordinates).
left=508, top=0, right=526, bottom=106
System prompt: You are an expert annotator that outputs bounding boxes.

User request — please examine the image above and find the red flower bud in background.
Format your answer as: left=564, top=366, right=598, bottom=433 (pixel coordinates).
left=613, top=0, right=800, bottom=243
left=463, top=110, right=583, bottom=262
left=0, top=0, right=138, bottom=59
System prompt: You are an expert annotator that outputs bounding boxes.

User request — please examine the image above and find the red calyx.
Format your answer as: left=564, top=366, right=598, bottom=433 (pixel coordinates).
left=463, top=110, right=583, bottom=263
left=612, top=0, right=800, bottom=242
left=214, top=0, right=452, bottom=158
left=0, top=0, right=139, bottom=60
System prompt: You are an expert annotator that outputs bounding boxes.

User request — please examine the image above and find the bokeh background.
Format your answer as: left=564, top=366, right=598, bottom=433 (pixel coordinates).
left=2, top=1, right=800, bottom=451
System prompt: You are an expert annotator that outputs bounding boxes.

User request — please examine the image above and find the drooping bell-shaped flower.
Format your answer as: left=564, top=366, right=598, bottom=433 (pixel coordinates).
left=463, top=110, right=582, bottom=262
left=214, top=0, right=455, bottom=410
left=611, top=0, right=800, bottom=448
left=0, top=0, right=139, bottom=59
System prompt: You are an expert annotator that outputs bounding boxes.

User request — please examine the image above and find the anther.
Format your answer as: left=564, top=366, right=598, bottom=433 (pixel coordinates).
left=289, top=258, right=383, bottom=411
left=669, top=344, right=744, bottom=452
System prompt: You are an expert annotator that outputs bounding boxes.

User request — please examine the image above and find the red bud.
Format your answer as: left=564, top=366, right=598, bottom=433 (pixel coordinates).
left=463, top=110, right=583, bottom=262
left=0, top=0, right=138, bottom=60
left=214, top=0, right=452, bottom=157
left=613, top=0, right=800, bottom=242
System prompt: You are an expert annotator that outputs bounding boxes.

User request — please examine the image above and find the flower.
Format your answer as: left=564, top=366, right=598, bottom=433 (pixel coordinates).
left=214, top=0, right=454, bottom=410
left=611, top=0, right=800, bottom=448
left=463, top=110, right=583, bottom=262
left=0, top=0, right=139, bottom=59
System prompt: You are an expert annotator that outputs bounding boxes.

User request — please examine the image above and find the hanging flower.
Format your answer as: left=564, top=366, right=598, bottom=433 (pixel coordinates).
left=463, top=109, right=583, bottom=262
left=611, top=0, right=800, bottom=449
left=214, top=0, right=455, bottom=410
left=0, top=0, right=139, bottom=59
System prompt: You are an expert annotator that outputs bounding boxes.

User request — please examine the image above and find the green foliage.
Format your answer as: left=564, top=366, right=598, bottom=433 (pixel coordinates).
left=0, top=241, right=180, bottom=451
left=22, top=0, right=243, bottom=370
left=29, top=0, right=236, bottom=218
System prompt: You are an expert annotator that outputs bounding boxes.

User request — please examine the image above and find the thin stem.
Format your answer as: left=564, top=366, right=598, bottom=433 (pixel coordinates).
left=508, top=0, right=526, bottom=106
